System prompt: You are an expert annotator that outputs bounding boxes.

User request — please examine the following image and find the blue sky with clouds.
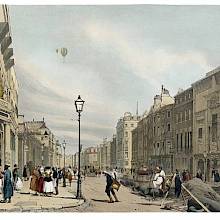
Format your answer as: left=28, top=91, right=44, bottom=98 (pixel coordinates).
left=8, top=5, right=220, bottom=154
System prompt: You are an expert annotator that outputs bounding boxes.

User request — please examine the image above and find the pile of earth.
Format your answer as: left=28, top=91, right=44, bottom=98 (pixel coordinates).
left=183, top=178, right=220, bottom=212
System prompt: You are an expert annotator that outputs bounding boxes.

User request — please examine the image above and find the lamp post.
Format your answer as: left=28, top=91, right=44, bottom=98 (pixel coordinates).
left=204, top=151, right=207, bottom=182
left=62, top=140, right=66, bottom=187
left=75, top=95, right=85, bottom=199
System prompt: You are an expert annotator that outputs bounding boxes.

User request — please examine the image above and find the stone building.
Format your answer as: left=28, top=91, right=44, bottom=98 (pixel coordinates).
left=116, top=112, right=140, bottom=170
left=18, top=118, right=58, bottom=169
left=110, top=135, right=116, bottom=169
left=173, top=87, right=193, bottom=173
left=0, top=5, right=19, bottom=168
left=98, top=138, right=111, bottom=170
left=131, top=86, right=175, bottom=173
left=192, top=67, right=220, bottom=180
left=83, top=147, right=99, bottom=171
left=131, top=117, right=145, bottom=171
left=65, top=154, right=74, bottom=168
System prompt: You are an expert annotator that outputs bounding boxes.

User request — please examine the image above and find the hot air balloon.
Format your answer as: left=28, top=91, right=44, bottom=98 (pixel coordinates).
left=56, top=47, right=68, bottom=62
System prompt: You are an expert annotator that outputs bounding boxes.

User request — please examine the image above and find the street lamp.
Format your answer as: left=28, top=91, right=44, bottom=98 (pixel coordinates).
left=62, top=140, right=66, bottom=187
left=204, top=151, right=207, bottom=182
left=75, top=95, right=85, bottom=199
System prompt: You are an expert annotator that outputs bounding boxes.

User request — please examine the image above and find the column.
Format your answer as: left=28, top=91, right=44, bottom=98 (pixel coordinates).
left=4, top=124, right=11, bottom=165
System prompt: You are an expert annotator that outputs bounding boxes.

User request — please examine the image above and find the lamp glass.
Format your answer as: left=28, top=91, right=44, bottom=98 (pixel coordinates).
left=75, top=95, right=85, bottom=113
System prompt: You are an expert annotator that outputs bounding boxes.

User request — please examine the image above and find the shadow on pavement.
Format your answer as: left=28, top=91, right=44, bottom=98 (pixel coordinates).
left=91, top=199, right=109, bottom=203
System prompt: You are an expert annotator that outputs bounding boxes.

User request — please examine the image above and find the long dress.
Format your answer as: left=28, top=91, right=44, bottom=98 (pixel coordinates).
left=38, top=176, right=44, bottom=193
left=30, top=170, right=39, bottom=192
left=3, top=169, right=13, bottom=200
left=23, top=167, right=27, bottom=178
left=43, top=170, right=54, bottom=193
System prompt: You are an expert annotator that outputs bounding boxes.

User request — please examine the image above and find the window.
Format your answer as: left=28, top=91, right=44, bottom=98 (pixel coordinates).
left=185, top=132, right=187, bottom=150
left=153, top=126, right=156, bottom=135
left=189, top=109, right=191, bottom=120
left=125, top=152, right=128, bottom=159
left=198, top=128, right=203, bottom=139
left=185, top=110, right=188, bottom=121
left=189, top=93, right=191, bottom=99
left=212, top=114, right=217, bottom=142
left=176, top=134, right=179, bottom=152
left=180, top=112, right=183, bottom=122
left=125, top=124, right=128, bottom=127
left=176, top=114, right=178, bottom=124
left=131, top=124, right=134, bottom=127
left=125, top=131, right=128, bottom=137
left=167, top=111, right=171, bottom=118
left=180, top=133, right=183, bottom=150
left=167, top=123, right=171, bottom=132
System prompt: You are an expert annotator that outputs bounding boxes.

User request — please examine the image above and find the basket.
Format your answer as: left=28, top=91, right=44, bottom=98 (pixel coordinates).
left=112, top=179, right=121, bottom=191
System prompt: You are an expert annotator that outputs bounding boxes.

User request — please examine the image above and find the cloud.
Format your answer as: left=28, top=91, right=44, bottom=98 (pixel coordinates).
left=83, top=21, right=213, bottom=88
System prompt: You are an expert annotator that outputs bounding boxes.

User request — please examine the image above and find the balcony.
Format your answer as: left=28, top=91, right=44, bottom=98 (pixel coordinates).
left=0, top=99, right=12, bottom=122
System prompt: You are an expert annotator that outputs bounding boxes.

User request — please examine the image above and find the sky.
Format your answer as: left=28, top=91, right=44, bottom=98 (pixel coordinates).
left=8, top=5, right=220, bottom=154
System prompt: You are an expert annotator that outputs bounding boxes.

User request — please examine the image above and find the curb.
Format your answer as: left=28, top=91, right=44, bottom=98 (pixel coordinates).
left=0, top=200, right=85, bottom=212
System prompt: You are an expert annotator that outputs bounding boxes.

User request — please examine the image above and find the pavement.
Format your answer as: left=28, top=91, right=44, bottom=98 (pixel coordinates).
left=0, top=178, right=84, bottom=212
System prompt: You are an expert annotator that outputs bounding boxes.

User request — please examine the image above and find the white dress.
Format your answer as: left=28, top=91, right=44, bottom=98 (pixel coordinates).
left=43, top=171, right=54, bottom=193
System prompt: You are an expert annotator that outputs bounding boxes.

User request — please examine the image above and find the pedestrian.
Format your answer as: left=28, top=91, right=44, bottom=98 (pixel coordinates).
left=12, top=164, right=18, bottom=189
left=159, top=166, right=166, bottom=193
left=214, top=170, right=220, bottom=183
left=67, top=170, right=72, bottom=187
left=0, top=166, right=3, bottom=195
left=212, top=168, right=216, bottom=182
left=0, top=165, right=13, bottom=203
left=30, top=167, right=39, bottom=195
left=196, top=170, right=203, bottom=180
left=103, top=171, right=119, bottom=203
left=182, top=169, right=186, bottom=182
left=38, top=168, right=44, bottom=195
left=152, top=167, right=164, bottom=191
left=43, top=167, right=54, bottom=196
left=52, top=167, right=58, bottom=195
left=174, top=170, right=182, bottom=198
left=62, top=167, right=67, bottom=187
left=23, top=165, right=28, bottom=181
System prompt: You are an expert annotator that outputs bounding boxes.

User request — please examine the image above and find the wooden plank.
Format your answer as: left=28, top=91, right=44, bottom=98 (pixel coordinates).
left=181, top=184, right=210, bottom=212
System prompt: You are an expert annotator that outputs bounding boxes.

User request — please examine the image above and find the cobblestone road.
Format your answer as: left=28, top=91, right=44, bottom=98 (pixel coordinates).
left=64, top=176, right=169, bottom=212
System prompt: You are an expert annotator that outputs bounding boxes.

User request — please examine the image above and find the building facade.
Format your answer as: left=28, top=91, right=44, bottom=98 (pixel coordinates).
left=192, top=67, right=220, bottom=180
left=0, top=5, right=18, bottom=168
left=131, top=86, right=175, bottom=173
left=18, top=118, right=58, bottom=170
left=116, top=112, right=140, bottom=170
left=173, top=87, right=193, bottom=173
left=110, top=135, right=116, bottom=169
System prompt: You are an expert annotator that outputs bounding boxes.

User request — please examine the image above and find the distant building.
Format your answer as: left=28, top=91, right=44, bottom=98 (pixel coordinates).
left=116, top=112, right=140, bottom=170
left=18, top=118, right=58, bottom=170
left=110, top=135, right=117, bottom=169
